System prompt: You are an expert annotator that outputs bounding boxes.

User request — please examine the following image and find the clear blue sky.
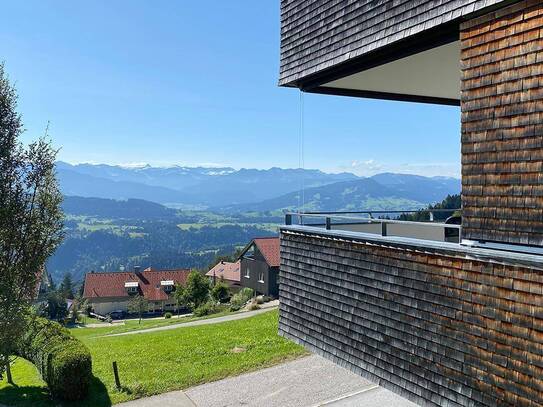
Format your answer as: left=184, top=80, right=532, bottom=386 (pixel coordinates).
left=2, top=1, right=460, bottom=177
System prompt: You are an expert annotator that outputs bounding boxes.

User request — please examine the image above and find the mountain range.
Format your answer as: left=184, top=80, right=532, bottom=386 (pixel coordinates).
left=56, top=162, right=461, bottom=212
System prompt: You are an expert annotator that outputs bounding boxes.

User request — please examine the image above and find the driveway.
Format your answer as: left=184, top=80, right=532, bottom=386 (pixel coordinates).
left=117, top=355, right=419, bottom=407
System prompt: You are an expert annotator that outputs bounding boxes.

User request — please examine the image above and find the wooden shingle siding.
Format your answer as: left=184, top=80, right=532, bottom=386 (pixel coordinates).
left=279, top=0, right=512, bottom=86
left=461, top=1, right=543, bottom=246
left=279, top=229, right=543, bottom=407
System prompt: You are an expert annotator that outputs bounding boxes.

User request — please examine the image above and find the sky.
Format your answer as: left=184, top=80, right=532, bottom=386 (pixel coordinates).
left=1, top=1, right=461, bottom=177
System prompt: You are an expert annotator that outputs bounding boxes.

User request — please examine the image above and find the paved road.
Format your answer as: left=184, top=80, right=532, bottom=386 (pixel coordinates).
left=106, top=307, right=277, bottom=337
left=117, top=355, right=419, bottom=407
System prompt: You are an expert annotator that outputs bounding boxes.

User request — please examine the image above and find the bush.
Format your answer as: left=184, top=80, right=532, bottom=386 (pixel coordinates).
left=193, top=302, right=220, bottom=317
left=16, top=316, right=92, bottom=401
left=211, top=281, right=230, bottom=303
left=239, top=288, right=254, bottom=302
left=229, top=287, right=254, bottom=311
left=164, top=312, right=172, bottom=319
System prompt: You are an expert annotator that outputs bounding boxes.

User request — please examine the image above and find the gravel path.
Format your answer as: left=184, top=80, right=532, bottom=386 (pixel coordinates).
left=105, top=306, right=277, bottom=337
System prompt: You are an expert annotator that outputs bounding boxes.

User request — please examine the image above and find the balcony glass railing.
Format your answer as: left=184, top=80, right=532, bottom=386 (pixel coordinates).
left=284, top=209, right=462, bottom=243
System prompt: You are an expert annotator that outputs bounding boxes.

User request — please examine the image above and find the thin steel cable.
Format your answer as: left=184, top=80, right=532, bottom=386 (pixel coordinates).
left=299, top=90, right=305, bottom=215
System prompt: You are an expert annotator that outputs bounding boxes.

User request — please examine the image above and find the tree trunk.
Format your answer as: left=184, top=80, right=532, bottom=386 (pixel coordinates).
left=4, top=355, right=13, bottom=384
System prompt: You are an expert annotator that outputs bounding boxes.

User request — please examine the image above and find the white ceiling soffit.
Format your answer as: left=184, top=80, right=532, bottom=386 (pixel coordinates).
left=323, top=41, right=460, bottom=101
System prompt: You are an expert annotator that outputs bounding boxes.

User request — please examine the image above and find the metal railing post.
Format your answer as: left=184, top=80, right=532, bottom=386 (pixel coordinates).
left=285, top=214, right=292, bottom=225
left=326, top=217, right=331, bottom=230
left=381, top=222, right=388, bottom=236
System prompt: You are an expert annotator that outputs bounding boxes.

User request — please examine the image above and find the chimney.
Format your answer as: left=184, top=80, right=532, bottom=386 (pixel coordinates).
left=134, top=265, right=141, bottom=273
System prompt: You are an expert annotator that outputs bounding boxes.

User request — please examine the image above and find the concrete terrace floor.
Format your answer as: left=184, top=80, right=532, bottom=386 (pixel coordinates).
left=118, top=355, right=419, bottom=407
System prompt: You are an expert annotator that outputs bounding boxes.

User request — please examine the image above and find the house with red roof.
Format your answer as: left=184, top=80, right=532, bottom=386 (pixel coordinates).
left=82, top=266, right=190, bottom=316
left=205, top=260, right=240, bottom=289
left=237, top=237, right=280, bottom=297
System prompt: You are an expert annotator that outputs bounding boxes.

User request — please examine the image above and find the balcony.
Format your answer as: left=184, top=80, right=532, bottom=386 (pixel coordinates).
left=284, top=209, right=461, bottom=244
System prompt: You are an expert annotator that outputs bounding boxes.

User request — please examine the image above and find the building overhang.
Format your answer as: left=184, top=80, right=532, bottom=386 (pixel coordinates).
left=294, top=22, right=461, bottom=106
left=311, top=41, right=461, bottom=106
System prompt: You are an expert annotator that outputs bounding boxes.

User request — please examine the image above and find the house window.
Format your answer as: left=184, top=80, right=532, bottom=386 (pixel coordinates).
left=245, top=267, right=250, bottom=279
left=258, top=272, right=264, bottom=283
left=127, top=286, right=138, bottom=294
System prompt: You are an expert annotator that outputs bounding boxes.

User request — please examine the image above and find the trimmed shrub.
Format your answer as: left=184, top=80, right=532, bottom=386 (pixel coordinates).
left=16, top=317, right=92, bottom=401
left=164, top=312, right=173, bottom=319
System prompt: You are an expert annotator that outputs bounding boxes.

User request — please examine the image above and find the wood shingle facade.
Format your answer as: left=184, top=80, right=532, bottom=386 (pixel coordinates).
left=280, top=229, right=543, bottom=407
left=461, top=1, right=543, bottom=246
left=280, top=0, right=512, bottom=88
left=278, top=0, right=543, bottom=406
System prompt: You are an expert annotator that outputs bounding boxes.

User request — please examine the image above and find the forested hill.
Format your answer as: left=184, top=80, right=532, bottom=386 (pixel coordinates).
left=62, top=196, right=177, bottom=219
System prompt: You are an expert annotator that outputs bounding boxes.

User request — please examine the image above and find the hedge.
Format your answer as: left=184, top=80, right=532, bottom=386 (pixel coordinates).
left=16, top=317, right=92, bottom=401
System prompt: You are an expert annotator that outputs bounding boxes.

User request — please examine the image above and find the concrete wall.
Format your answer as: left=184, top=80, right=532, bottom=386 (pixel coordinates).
left=279, top=228, right=543, bottom=407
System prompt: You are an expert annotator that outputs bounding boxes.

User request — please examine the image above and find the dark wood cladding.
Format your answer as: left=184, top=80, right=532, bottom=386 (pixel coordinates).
left=461, top=1, right=543, bottom=246
left=279, top=0, right=511, bottom=87
left=279, top=229, right=543, bottom=407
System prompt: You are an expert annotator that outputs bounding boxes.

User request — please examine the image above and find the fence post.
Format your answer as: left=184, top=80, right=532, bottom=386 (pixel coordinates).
left=113, top=361, right=121, bottom=390
left=381, top=222, right=387, bottom=237
left=326, top=217, right=331, bottom=230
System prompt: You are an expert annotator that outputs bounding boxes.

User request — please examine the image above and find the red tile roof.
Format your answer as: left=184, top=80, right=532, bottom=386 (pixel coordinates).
left=206, top=261, right=240, bottom=283
left=253, top=237, right=280, bottom=267
left=83, top=269, right=190, bottom=301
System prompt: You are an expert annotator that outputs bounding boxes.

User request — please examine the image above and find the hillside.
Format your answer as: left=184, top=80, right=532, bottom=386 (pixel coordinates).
left=220, top=175, right=460, bottom=213
left=62, top=196, right=177, bottom=219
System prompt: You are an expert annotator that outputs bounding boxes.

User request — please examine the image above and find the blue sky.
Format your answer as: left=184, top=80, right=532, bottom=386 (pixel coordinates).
left=2, top=1, right=460, bottom=177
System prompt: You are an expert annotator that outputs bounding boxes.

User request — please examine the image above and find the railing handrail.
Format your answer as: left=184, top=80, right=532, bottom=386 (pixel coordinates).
left=285, top=208, right=461, bottom=215
left=285, top=212, right=461, bottom=230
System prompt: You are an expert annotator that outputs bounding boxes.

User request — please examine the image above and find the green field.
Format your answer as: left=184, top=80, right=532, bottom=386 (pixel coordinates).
left=76, top=309, right=232, bottom=338
left=0, top=310, right=306, bottom=406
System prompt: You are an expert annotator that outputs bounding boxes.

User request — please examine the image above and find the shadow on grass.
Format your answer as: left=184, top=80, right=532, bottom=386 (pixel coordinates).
left=0, top=383, right=52, bottom=407
left=0, top=376, right=112, bottom=407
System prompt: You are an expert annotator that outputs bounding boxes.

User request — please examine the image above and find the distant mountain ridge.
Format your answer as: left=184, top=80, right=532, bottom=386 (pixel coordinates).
left=56, top=162, right=460, bottom=210
left=56, top=162, right=359, bottom=207
left=219, top=176, right=459, bottom=213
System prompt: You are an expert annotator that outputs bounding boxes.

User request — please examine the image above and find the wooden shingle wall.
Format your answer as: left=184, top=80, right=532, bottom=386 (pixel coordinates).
left=279, top=230, right=543, bottom=407
left=280, top=0, right=510, bottom=86
left=461, top=1, right=543, bottom=246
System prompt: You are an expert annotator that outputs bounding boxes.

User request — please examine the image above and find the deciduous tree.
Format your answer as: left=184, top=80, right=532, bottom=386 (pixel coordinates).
left=128, top=294, right=148, bottom=324
left=0, top=63, right=63, bottom=383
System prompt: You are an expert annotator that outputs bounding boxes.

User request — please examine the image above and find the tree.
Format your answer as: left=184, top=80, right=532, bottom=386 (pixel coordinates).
left=0, top=63, right=64, bottom=384
left=185, top=270, right=211, bottom=309
left=174, top=283, right=189, bottom=316
left=39, top=290, right=68, bottom=321
left=128, top=294, right=148, bottom=324
left=59, top=272, right=75, bottom=299
left=211, top=279, right=230, bottom=303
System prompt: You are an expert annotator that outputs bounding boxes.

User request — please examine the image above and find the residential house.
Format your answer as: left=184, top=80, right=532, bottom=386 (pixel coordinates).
left=277, top=1, right=543, bottom=406
left=205, top=260, right=241, bottom=289
left=238, top=237, right=280, bottom=297
left=83, top=266, right=190, bottom=315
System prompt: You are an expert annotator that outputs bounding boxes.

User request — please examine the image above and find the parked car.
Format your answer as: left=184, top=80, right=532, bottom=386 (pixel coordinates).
left=109, top=310, right=126, bottom=320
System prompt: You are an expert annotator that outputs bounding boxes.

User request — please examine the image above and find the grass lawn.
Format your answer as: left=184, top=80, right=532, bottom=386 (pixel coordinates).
left=0, top=310, right=307, bottom=406
left=74, top=308, right=233, bottom=339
